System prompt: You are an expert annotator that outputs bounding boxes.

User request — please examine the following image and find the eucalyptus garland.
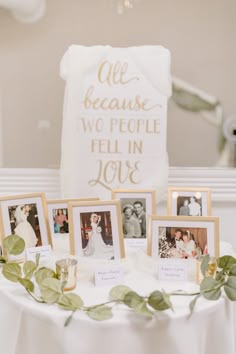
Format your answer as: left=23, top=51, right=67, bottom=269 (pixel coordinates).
left=1, top=235, right=236, bottom=326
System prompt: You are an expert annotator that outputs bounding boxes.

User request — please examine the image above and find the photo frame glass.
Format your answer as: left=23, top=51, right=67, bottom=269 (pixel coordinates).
left=0, top=194, right=51, bottom=261
left=112, top=189, right=156, bottom=249
left=149, top=216, right=219, bottom=281
left=47, top=198, right=99, bottom=254
left=69, top=201, right=125, bottom=260
left=168, top=188, right=211, bottom=216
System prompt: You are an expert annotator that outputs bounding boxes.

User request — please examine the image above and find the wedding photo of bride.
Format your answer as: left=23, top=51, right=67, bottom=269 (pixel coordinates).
left=80, top=211, right=114, bottom=260
left=8, top=203, right=41, bottom=248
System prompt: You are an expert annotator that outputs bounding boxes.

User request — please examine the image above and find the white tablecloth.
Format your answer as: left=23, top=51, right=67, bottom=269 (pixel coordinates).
left=1, top=241, right=236, bottom=354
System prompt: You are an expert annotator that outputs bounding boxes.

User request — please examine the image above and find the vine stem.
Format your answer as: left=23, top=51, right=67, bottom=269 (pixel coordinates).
left=26, top=288, right=45, bottom=303
left=169, top=281, right=226, bottom=297
left=83, top=300, right=117, bottom=311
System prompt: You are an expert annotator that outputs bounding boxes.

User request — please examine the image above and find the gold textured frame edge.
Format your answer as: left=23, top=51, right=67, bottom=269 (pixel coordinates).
left=147, top=215, right=219, bottom=258
left=0, top=192, right=52, bottom=257
left=68, top=199, right=125, bottom=259
left=167, top=187, right=212, bottom=216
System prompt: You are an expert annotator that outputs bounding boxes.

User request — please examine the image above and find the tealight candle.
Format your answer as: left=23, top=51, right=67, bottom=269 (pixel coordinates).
left=56, top=258, right=78, bottom=291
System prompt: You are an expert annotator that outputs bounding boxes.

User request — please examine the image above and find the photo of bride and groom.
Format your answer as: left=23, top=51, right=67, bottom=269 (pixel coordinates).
left=8, top=203, right=41, bottom=249
left=177, top=196, right=202, bottom=216
left=159, top=226, right=208, bottom=259
left=121, top=199, right=146, bottom=239
left=80, top=211, right=114, bottom=259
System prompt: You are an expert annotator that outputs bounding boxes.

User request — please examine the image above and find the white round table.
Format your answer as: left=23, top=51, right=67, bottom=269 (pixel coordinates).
left=0, top=258, right=236, bottom=354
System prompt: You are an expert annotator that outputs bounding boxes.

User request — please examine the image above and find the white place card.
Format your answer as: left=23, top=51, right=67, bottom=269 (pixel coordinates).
left=25, top=245, right=52, bottom=262
left=158, top=259, right=187, bottom=281
left=125, top=239, right=146, bottom=249
left=95, top=265, right=124, bottom=287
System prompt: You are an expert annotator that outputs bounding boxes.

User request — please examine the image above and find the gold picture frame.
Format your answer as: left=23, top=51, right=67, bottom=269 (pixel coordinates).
left=111, top=189, right=156, bottom=240
left=167, top=187, right=211, bottom=216
left=147, top=215, right=219, bottom=259
left=0, top=192, right=52, bottom=260
left=68, top=200, right=125, bottom=260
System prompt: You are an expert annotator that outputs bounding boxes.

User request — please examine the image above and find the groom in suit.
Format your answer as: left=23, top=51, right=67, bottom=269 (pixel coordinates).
left=170, top=228, right=183, bottom=250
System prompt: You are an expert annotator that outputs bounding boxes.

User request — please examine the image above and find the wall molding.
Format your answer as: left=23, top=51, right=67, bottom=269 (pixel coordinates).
left=0, top=167, right=235, bottom=202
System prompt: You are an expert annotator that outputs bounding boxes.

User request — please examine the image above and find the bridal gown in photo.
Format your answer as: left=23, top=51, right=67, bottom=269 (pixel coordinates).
left=14, top=207, right=38, bottom=248
left=84, top=222, right=114, bottom=259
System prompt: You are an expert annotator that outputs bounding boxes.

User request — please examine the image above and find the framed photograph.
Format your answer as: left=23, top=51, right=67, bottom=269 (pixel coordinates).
left=111, top=189, right=156, bottom=248
left=0, top=193, right=52, bottom=260
left=68, top=200, right=125, bottom=260
left=168, top=187, right=211, bottom=216
left=47, top=198, right=99, bottom=253
left=148, top=215, right=219, bottom=259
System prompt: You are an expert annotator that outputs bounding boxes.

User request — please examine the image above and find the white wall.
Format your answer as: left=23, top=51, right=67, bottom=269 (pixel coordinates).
left=0, top=0, right=235, bottom=167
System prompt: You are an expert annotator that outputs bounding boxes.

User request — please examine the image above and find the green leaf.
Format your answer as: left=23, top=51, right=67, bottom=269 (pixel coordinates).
left=87, top=305, right=113, bottom=321
left=215, top=270, right=226, bottom=282
left=217, top=256, right=236, bottom=270
left=39, top=278, right=63, bottom=304
left=189, top=295, right=200, bottom=314
left=18, top=277, right=35, bottom=292
left=23, top=261, right=36, bottom=280
left=148, top=290, right=171, bottom=311
left=0, top=256, right=6, bottom=263
left=109, top=285, right=132, bottom=302
left=58, top=293, right=84, bottom=311
left=3, top=235, right=25, bottom=255
left=172, top=83, right=219, bottom=112
left=2, top=263, right=22, bottom=282
left=229, top=264, right=236, bottom=276
left=200, top=254, right=210, bottom=276
left=200, top=277, right=221, bottom=300
left=224, top=276, right=236, bottom=300
left=34, top=267, right=56, bottom=285
left=123, top=291, right=144, bottom=309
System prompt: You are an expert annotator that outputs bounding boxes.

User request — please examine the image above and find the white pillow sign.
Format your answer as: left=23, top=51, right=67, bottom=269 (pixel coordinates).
left=60, top=45, right=171, bottom=199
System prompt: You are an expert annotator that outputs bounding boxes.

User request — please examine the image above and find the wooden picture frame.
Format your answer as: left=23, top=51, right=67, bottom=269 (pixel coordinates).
left=0, top=192, right=51, bottom=260
left=168, top=187, right=211, bottom=216
left=68, top=200, right=125, bottom=260
left=111, top=189, right=156, bottom=243
left=47, top=198, right=99, bottom=253
left=147, top=215, right=219, bottom=259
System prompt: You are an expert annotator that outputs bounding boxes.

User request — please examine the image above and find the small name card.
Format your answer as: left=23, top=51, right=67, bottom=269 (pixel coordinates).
left=95, top=265, right=124, bottom=287
left=125, top=239, right=146, bottom=249
left=158, top=259, right=187, bottom=281
left=25, top=245, right=52, bottom=261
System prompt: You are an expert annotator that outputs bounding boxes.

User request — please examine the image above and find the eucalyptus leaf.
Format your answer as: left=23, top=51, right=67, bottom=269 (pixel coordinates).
left=2, top=263, right=22, bottom=282
left=87, top=305, right=113, bottom=321
left=172, top=84, right=219, bottom=112
left=58, top=293, right=84, bottom=311
left=23, top=261, right=36, bottom=280
left=34, top=267, right=56, bottom=285
left=200, top=277, right=221, bottom=300
left=18, top=277, right=35, bottom=292
left=224, top=276, right=236, bottom=300
left=200, top=255, right=210, bottom=276
left=0, top=256, right=6, bottom=263
left=229, top=264, right=236, bottom=276
left=3, top=235, right=25, bottom=255
left=123, top=291, right=144, bottom=309
left=109, top=285, right=132, bottom=302
left=215, top=270, right=225, bottom=282
left=217, top=256, right=236, bottom=270
left=133, top=301, right=153, bottom=318
left=189, top=295, right=200, bottom=314
left=39, top=278, right=63, bottom=304
left=148, top=290, right=171, bottom=311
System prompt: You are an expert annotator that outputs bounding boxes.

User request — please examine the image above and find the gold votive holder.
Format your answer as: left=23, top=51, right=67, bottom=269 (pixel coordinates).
left=56, top=258, right=78, bottom=291
left=196, top=255, right=217, bottom=284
